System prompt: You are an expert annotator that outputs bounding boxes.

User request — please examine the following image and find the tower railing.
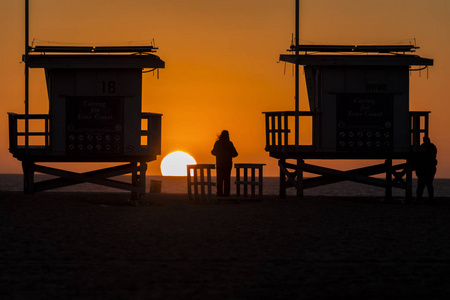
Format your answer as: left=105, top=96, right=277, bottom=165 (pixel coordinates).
left=8, top=112, right=162, bottom=155
left=264, top=110, right=430, bottom=153
left=263, top=111, right=316, bottom=152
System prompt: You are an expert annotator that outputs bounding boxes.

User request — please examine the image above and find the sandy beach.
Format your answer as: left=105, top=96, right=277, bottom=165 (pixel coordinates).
left=1, top=191, right=450, bottom=299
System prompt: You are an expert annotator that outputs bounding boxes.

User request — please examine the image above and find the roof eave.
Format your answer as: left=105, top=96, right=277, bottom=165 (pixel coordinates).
left=26, top=54, right=165, bottom=69
left=279, top=54, right=434, bottom=66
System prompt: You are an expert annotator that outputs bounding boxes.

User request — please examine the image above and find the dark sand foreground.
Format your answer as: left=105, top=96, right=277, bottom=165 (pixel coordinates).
left=1, top=191, right=450, bottom=299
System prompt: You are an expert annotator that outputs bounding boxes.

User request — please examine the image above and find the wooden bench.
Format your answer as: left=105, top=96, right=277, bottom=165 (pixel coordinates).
left=235, top=163, right=265, bottom=198
left=187, top=164, right=216, bottom=200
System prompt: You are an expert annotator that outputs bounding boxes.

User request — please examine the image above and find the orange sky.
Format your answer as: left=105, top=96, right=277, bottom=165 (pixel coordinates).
left=1, top=0, right=450, bottom=178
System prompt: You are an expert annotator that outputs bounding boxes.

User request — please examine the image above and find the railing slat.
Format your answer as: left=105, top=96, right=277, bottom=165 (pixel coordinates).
left=265, top=113, right=270, bottom=149
left=271, top=114, right=276, bottom=148
left=277, top=114, right=282, bottom=147
left=284, top=114, right=289, bottom=146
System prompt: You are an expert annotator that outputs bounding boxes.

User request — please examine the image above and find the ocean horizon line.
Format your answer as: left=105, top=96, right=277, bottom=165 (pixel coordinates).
left=1, top=173, right=449, bottom=180
left=1, top=174, right=448, bottom=197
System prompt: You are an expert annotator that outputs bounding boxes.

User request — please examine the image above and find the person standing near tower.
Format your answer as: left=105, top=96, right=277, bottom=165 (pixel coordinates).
left=415, top=136, right=438, bottom=203
left=211, top=130, right=238, bottom=197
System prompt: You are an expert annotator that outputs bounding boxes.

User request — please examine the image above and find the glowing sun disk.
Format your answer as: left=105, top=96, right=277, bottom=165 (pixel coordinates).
left=160, top=151, right=196, bottom=176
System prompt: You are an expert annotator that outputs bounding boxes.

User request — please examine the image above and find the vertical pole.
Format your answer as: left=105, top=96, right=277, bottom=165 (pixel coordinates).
left=25, top=0, right=30, bottom=150
left=22, top=160, right=34, bottom=194
left=294, top=0, right=300, bottom=146
left=139, top=162, right=147, bottom=194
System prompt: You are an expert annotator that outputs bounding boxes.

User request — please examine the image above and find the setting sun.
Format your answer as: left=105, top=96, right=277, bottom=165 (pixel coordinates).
left=160, top=151, right=196, bottom=176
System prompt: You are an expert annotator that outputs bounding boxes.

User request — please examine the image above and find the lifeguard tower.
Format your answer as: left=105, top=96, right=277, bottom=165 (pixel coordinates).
left=264, top=2, right=433, bottom=200
left=8, top=2, right=164, bottom=201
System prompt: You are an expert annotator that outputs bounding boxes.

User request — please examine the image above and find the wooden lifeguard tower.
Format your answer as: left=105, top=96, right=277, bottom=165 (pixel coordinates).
left=8, top=1, right=164, bottom=202
left=264, top=1, right=433, bottom=200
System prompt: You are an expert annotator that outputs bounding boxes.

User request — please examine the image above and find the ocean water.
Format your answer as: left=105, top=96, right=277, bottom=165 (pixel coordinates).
left=0, top=174, right=448, bottom=197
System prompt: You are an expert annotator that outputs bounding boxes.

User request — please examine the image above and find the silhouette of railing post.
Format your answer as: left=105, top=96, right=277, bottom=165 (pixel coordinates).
left=410, top=111, right=430, bottom=150
left=235, top=163, right=265, bottom=198
left=187, top=164, right=216, bottom=200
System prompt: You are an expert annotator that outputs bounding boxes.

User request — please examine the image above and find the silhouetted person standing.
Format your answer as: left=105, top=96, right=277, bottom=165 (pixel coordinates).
left=415, top=136, right=437, bottom=203
left=212, top=130, right=238, bottom=196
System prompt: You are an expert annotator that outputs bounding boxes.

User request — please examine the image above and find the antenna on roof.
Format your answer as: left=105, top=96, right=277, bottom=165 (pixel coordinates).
left=24, top=0, right=29, bottom=150
left=294, top=0, right=300, bottom=145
